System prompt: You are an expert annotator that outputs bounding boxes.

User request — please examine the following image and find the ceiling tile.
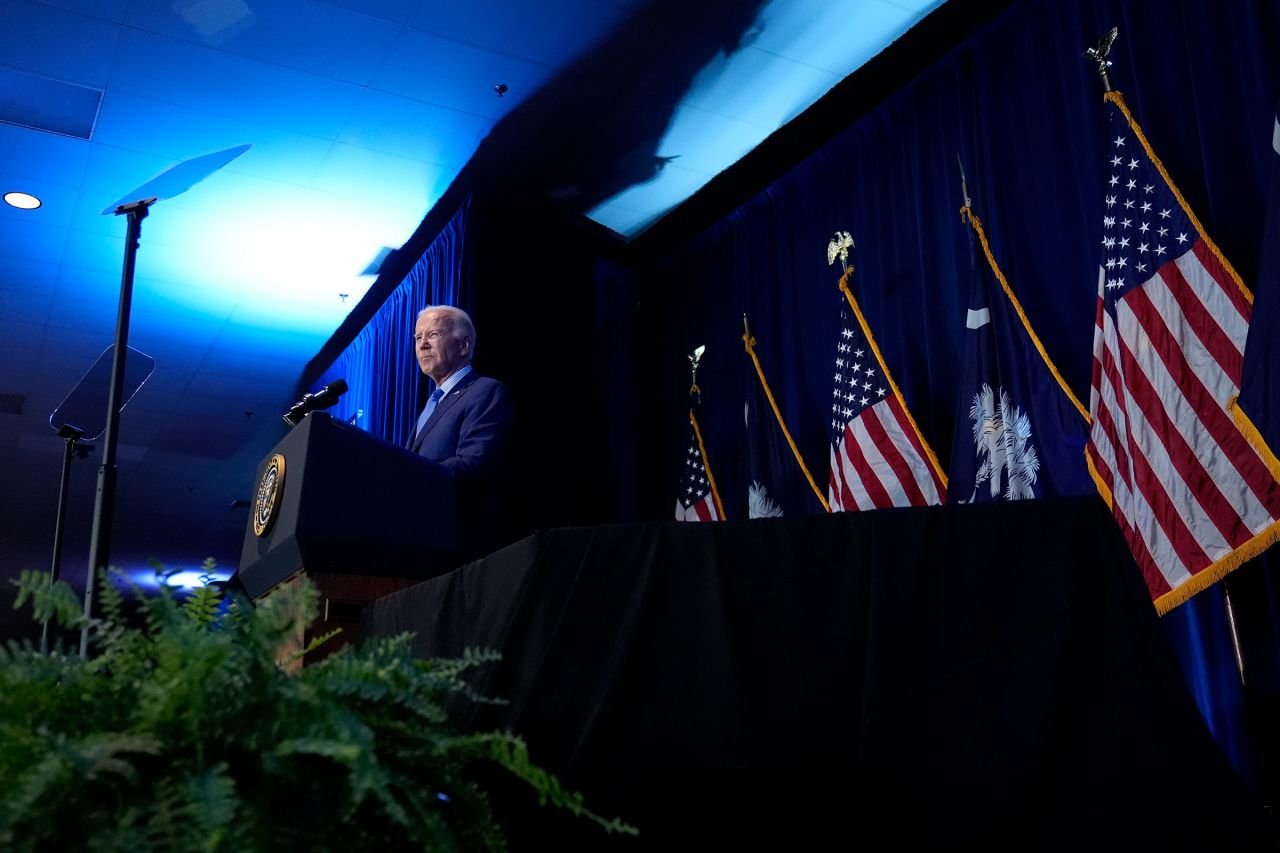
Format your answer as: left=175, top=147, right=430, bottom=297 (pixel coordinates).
left=338, top=89, right=494, bottom=168
left=110, top=28, right=365, bottom=139
left=0, top=172, right=85, bottom=229
left=0, top=122, right=91, bottom=186
left=318, top=0, right=423, bottom=24
left=655, top=103, right=768, bottom=175
left=0, top=319, right=48, bottom=382
left=198, top=349, right=304, bottom=387
left=26, top=0, right=128, bottom=23
left=0, top=217, right=70, bottom=266
left=749, top=0, right=936, bottom=75
left=212, top=322, right=327, bottom=361
left=125, top=0, right=403, bottom=85
left=89, top=94, right=335, bottom=187
left=1, top=1, right=121, bottom=88
left=128, top=308, right=225, bottom=352
left=309, top=143, right=448, bottom=205
left=587, top=160, right=716, bottom=225
left=149, top=391, right=271, bottom=458
left=56, top=229, right=126, bottom=278
left=83, top=117, right=332, bottom=192
left=0, top=258, right=60, bottom=296
left=372, top=27, right=555, bottom=119
left=682, top=46, right=839, bottom=130
left=410, top=0, right=631, bottom=68
left=0, top=290, right=53, bottom=326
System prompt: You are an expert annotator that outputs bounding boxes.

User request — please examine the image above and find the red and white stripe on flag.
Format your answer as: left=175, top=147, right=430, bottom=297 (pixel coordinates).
left=675, top=493, right=720, bottom=522
left=675, top=408, right=724, bottom=522
left=826, top=270, right=946, bottom=511
left=829, top=395, right=945, bottom=510
left=1086, top=93, right=1280, bottom=613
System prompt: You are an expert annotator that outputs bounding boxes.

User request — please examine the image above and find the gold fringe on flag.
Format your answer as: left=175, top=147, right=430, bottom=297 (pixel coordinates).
left=1155, top=519, right=1280, bottom=615
left=1101, top=89, right=1280, bottom=613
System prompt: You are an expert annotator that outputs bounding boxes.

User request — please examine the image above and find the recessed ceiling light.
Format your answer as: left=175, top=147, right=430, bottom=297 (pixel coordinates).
left=3, top=191, right=41, bottom=210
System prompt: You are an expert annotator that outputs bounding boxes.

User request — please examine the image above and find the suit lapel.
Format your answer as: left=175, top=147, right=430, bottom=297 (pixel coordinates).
left=415, top=372, right=477, bottom=447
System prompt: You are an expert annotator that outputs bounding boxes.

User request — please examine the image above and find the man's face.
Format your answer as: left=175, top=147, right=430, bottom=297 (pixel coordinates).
left=415, top=310, right=470, bottom=384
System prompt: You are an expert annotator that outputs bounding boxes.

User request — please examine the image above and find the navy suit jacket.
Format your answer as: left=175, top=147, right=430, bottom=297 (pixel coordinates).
left=409, top=370, right=513, bottom=558
left=410, top=370, right=511, bottom=475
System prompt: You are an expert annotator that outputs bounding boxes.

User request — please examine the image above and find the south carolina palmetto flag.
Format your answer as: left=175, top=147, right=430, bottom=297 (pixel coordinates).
left=827, top=244, right=946, bottom=510
left=1086, top=90, right=1280, bottom=613
left=950, top=205, right=1093, bottom=503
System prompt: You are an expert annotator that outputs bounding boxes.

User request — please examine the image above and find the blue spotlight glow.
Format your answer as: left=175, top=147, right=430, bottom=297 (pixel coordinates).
left=119, top=566, right=232, bottom=591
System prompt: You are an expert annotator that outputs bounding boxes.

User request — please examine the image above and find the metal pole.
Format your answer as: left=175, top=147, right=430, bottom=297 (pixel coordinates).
left=1223, top=581, right=1247, bottom=687
left=41, top=427, right=82, bottom=653
left=80, top=199, right=152, bottom=657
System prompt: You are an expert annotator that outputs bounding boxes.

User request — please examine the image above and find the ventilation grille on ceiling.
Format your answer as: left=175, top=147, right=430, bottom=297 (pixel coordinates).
left=0, top=66, right=103, bottom=140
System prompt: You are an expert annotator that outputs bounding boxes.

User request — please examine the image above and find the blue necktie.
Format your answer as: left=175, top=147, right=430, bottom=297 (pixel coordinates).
left=413, top=387, right=444, bottom=447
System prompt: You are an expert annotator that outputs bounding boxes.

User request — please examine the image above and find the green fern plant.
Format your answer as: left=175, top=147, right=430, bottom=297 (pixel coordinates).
left=1, top=568, right=634, bottom=851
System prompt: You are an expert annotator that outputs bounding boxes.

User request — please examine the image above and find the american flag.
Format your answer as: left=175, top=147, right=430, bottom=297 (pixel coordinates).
left=828, top=268, right=947, bottom=510
left=675, top=402, right=723, bottom=521
left=1086, top=91, right=1280, bottom=613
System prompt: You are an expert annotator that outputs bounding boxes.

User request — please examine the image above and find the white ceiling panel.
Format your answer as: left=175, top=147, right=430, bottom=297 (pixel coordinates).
left=110, top=28, right=365, bottom=139
left=310, top=143, right=448, bottom=205
left=681, top=46, right=840, bottom=130
left=1, top=1, right=121, bottom=87
left=410, top=0, right=631, bottom=67
left=0, top=173, right=81, bottom=228
left=750, top=0, right=939, bottom=73
left=0, top=123, right=90, bottom=186
left=0, top=218, right=71, bottom=266
left=339, top=89, right=495, bottom=167
left=124, top=0, right=403, bottom=85
left=0, top=290, right=53, bottom=326
left=318, top=0, right=423, bottom=25
left=90, top=93, right=334, bottom=186
left=373, top=27, right=553, bottom=119
left=28, top=0, right=128, bottom=23
left=0, top=258, right=60, bottom=296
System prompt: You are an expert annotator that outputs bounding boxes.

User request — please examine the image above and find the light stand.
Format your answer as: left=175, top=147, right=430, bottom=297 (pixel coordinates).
left=41, top=425, right=92, bottom=653
left=80, top=198, right=153, bottom=657
left=73, top=142, right=251, bottom=658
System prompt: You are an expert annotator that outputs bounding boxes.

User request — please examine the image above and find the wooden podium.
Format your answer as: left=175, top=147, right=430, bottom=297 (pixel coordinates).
left=238, top=412, right=457, bottom=663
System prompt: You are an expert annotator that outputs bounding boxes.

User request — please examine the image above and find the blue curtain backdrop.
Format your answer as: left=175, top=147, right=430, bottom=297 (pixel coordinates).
left=315, top=197, right=471, bottom=446
left=646, top=0, right=1280, bottom=795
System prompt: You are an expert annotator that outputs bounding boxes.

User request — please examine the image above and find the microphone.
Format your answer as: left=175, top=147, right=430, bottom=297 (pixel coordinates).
left=282, top=379, right=348, bottom=426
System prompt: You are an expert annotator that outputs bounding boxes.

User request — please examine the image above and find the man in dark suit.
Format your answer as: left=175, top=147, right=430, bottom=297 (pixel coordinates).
left=409, top=305, right=513, bottom=560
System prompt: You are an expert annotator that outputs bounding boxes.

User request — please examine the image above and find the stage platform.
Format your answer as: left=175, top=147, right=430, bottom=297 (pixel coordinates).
left=361, top=496, right=1274, bottom=849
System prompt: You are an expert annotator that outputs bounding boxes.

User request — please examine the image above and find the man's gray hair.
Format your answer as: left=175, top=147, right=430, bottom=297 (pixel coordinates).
left=417, top=305, right=476, bottom=360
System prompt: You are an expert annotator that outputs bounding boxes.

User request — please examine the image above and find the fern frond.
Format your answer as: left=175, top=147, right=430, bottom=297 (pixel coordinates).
left=293, top=627, right=343, bottom=661
left=11, top=570, right=84, bottom=628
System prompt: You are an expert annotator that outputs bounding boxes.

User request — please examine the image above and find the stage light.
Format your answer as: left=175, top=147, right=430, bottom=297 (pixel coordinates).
left=164, top=569, right=232, bottom=590
left=120, top=566, right=232, bottom=591
left=3, top=191, right=42, bottom=209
